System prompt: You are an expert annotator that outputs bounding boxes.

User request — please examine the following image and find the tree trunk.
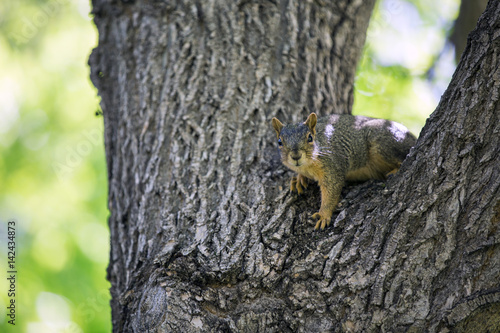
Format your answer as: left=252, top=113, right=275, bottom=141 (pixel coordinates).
left=89, top=0, right=499, bottom=332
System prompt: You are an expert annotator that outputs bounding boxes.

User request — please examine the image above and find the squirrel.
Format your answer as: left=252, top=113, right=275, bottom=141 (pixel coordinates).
left=271, top=113, right=417, bottom=230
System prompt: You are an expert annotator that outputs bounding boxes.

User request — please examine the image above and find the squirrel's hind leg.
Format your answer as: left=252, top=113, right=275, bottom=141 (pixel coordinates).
left=385, top=165, right=401, bottom=177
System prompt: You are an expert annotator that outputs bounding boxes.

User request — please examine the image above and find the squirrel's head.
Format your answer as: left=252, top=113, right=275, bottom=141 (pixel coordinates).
left=271, top=113, right=317, bottom=168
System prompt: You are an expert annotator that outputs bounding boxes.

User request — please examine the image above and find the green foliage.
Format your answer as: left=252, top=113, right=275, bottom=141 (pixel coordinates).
left=354, top=0, right=460, bottom=136
left=354, top=48, right=432, bottom=136
left=0, top=0, right=459, bottom=331
left=0, top=0, right=110, bottom=332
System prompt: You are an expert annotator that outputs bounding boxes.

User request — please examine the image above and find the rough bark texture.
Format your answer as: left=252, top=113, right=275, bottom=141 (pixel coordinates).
left=90, top=0, right=499, bottom=332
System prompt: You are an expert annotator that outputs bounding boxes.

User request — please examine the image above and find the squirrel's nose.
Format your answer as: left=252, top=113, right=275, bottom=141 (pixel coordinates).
left=291, top=151, right=302, bottom=161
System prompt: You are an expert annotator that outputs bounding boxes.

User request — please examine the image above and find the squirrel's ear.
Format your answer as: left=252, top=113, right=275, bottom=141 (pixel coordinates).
left=271, top=117, right=283, bottom=137
left=304, top=113, right=317, bottom=135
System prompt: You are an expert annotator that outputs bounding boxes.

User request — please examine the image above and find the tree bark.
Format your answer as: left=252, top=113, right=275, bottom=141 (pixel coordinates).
left=89, top=0, right=499, bottom=332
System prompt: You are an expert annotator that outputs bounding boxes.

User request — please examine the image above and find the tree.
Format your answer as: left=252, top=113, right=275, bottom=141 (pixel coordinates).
left=89, top=0, right=500, bottom=331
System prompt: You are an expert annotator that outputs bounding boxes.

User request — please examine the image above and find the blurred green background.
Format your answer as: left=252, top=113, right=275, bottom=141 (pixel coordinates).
left=354, top=0, right=460, bottom=135
left=0, top=0, right=109, bottom=332
left=0, top=0, right=462, bottom=332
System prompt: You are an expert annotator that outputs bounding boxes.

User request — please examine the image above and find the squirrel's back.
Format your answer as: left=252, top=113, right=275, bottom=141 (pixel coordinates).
left=314, top=114, right=416, bottom=180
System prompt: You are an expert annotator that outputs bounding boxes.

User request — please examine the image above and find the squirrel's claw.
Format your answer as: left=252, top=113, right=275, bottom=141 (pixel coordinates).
left=298, top=174, right=308, bottom=190
left=312, top=212, right=331, bottom=230
left=290, top=176, right=298, bottom=193
left=290, top=175, right=308, bottom=195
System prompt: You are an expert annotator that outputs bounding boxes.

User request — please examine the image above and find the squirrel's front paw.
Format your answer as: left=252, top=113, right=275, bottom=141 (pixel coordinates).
left=312, top=211, right=332, bottom=230
left=290, top=175, right=308, bottom=194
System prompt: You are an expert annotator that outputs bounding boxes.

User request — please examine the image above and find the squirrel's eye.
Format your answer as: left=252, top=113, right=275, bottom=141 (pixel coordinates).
left=278, top=138, right=283, bottom=146
left=308, top=134, right=313, bottom=142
